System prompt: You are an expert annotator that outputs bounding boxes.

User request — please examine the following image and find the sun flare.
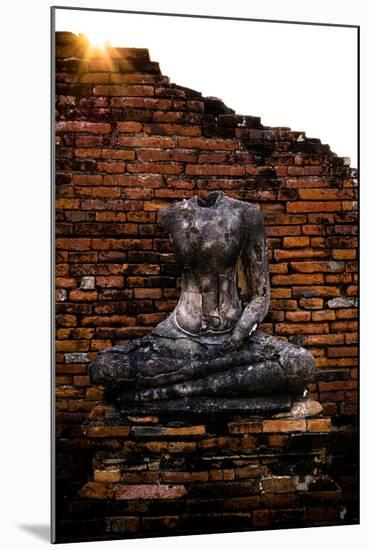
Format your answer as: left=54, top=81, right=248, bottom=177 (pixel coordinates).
left=85, top=31, right=110, bottom=49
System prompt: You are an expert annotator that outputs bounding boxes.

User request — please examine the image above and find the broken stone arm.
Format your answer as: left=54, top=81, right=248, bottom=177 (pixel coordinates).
left=227, top=207, right=270, bottom=350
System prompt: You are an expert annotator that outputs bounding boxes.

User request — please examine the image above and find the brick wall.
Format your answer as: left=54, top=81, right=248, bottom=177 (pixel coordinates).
left=54, top=31, right=358, bottom=526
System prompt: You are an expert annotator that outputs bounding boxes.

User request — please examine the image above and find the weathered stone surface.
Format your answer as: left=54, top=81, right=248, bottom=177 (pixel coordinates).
left=272, top=399, right=323, bottom=419
left=327, top=297, right=358, bottom=308
left=80, top=276, right=95, bottom=289
left=65, top=352, right=89, bottom=363
left=90, top=192, right=316, bottom=409
left=119, top=394, right=292, bottom=416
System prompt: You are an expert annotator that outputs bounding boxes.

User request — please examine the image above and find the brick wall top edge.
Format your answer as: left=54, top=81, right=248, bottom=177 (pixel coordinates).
left=55, top=31, right=357, bottom=168
left=55, top=31, right=151, bottom=63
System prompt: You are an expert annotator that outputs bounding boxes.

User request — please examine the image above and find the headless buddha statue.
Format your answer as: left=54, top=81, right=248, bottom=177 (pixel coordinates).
left=90, top=191, right=316, bottom=407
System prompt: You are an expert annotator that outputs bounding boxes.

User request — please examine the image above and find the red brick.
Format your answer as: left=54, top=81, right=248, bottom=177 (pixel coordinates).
left=298, top=188, right=353, bottom=200
left=112, top=98, right=172, bottom=109
left=162, top=471, right=208, bottom=482
left=274, top=249, right=328, bottom=261
left=75, top=136, right=104, bottom=147
left=127, top=162, right=182, bottom=174
left=117, top=121, right=142, bottom=133
left=110, top=73, right=164, bottom=84
left=299, top=334, right=344, bottom=345
left=103, top=174, right=163, bottom=187
left=178, top=137, right=237, bottom=150
left=134, top=288, right=162, bottom=299
left=287, top=201, right=341, bottom=213
left=118, top=136, right=175, bottom=148
left=307, top=419, right=331, bottom=432
left=275, top=322, right=328, bottom=335
left=290, top=261, right=344, bottom=273
left=293, top=286, right=340, bottom=298
left=73, top=175, right=103, bottom=186
left=272, top=274, right=324, bottom=285
left=143, top=123, right=202, bottom=136
left=55, top=277, right=76, bottom=289
left=311, top=310, right=336, bottom=321
left=331, top=249, right=356, bottom=260
left=327, top=346, right=357, bottom=358
left=137, top=149, right=196, bottom=163
left=95, top=276, right=124, bottom=288
left=80, top=481, right=114, bottom=499
left=93, top=84, right=154, bottom=96
left=86, top=426, right=130, bottom=437
left=318, top=380, right=357, bottom=391
left=283, top=237, right=310, bottom=248
left=186, top=164, right=245, bottom=176
left=331, top=320, right=357, bottom=332
left=94, top=469, right=121, bottom=482
left=266, top=226, right=301, bottom=237
left=262, top=420, right=306, bottom=433
left=299, top=298, right=324, bottom=310
left=79, top=72, right=110, bottom=84
left=69, top=290, right=98, bottom=301
left=74, top=148, right=102, bottom=158
left=55, top=198, right=80, bottom=209
left=336, top=308, right=357, bottom=319
left=285, top=311, right=311, bottom=322
left=97, top=161, right=126, bottom=173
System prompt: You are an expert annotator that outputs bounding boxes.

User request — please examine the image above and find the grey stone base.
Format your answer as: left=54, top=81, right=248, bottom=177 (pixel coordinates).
left=118, top=394, right=293, bottom=416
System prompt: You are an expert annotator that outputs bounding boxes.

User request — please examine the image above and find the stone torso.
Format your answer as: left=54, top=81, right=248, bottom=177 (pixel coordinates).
left=156, top=192, right=248, bottom=336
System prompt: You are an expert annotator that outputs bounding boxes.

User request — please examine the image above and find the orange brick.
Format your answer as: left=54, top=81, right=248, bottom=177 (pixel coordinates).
left=287, top=201, right=341, bottom=213
left=332, top=249, right=356, bottom=260
left=178, top=137, right=237, bottom=150
left=127, top=162, right=182, bottom=175
left=69, top=290, right=97, bottom=301
left=93, top=84, right=154, bottom=96
left=275, top=322, right=328, bottom=335
left=134, top=288, right=162, bottom=299
left=299, top=298, right=324, bottom=309
left=97, top=161, right=126, bottom=173
left=94, top=469, right=121, bottom=482
left=116, top=122, right=143, bottom=133
left=283, top=236, right=310, bottom=248
left=307, top=419, right=331, bottom=432
left=86, top=426, right=130, bottom=437
left=285, top=311, right=311, bottom=322
left=95, top=276, right=124, bottom=288
left=143, top=123, right=202, bottom=136
left=272, top=274, right=324, bottom=285
left=331, top=320, right=358, bottom=332
left=118, top=136, right=175, bottom=148
left=311, top=310, right=336, bottom=321
left=262, top=420, right=306, bottom=433
left=79, top=72, right=110, bottom=84
left=80, top=481, right=114, bottom=499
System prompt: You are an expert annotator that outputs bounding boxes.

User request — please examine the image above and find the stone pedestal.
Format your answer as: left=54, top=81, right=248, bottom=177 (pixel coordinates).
left=62, top=399, right=343, bottom=541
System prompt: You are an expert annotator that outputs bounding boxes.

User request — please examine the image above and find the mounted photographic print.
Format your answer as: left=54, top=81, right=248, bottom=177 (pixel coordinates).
left=52, top=6, right=359, bottom=543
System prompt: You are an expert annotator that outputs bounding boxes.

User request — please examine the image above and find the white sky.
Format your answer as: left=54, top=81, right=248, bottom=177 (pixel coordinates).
left=56, top=9, right=358, bottom=167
